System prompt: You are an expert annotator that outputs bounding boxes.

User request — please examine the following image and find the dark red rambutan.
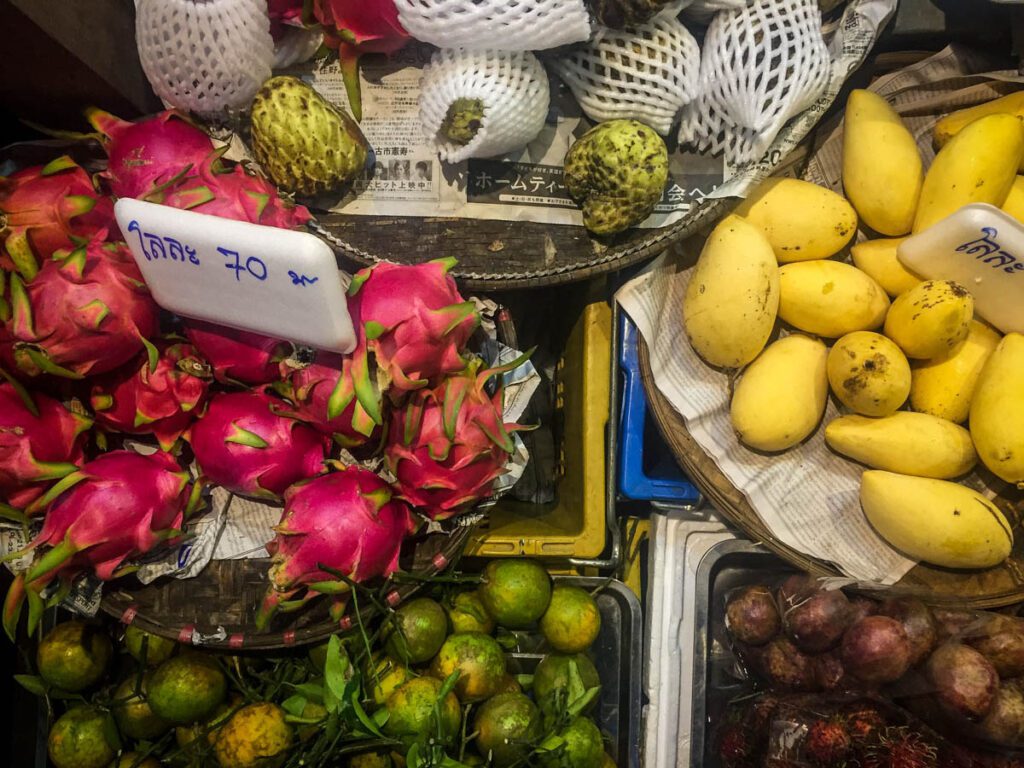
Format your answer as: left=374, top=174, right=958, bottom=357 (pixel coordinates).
left=805, top=716, right=853, bottom=765
left=863, top=727, right=939, bottom=768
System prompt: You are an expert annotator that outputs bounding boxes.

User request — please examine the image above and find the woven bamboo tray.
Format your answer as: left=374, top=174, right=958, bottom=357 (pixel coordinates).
left=638, top=337, right=1024, bottom=608
left=312, top=200, right=731, bottom=291
left=100, top=523, right=474, bottom=650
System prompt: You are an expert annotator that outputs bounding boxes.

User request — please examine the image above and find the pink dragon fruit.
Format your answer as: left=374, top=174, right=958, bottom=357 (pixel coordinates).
left=0, top=156, right=115, bottom=280
left=348, top=258, right=479, bottom=399
left=3, top=450, right=201, bottom=638
left=0, top=381, right=92, bottom=512
left=385, top=358, right=528, bottom=520
left=151, top=156, right=312, bottom=230
left=4, top=234, right=160, bottom=379
left=257, top=466, right=413, bottom=629
left=268, top=0, right=305, bottom=41
left=189, top=391, right=328, bottom=500
left=276, top=352, right=383, bottom=448
left=90, top=341, right=212, bottom=452
left=183, top=320, right=292, bottom=386
left=86, top=108, right=217, bottom=200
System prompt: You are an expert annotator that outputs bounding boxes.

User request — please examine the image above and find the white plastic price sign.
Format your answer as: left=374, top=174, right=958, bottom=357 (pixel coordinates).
left=114, top=199, right=356, bottom=353
left=898, top=203, right=1024, bottom=335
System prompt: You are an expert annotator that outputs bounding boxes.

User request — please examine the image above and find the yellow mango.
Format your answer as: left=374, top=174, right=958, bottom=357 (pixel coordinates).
left=860, top=471, right=1012, bottom=569
left=684, top=215, right=779, bottom=368
left=884, top=280, right=974, bottom=360
left=850, top=238, right=921, bottom=297
left=735, top=177, right=858, bottom=262
left=913, top=113, right=1024, bottom=233
left=842, top=90, right=923, bottom=236
left=827, top=332, right=911, bottom=417
left=778, top=260, right=889, bottom=338
left=1002, top=176, right=1024, bottom=224
left=826, top=412, right=977, bottom=479
left=910, top=319, right=1001, bottom=423
left=970, top=332, right=1024, bottom=486
left=730, top=335, right=828, bottom=452
left=933, top=91, right=1024, bottom=150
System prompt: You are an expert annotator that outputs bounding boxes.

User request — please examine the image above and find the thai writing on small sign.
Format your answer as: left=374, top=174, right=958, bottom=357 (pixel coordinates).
left=115, top=199, right=356, bottom=353
left=955, top=226, right=1024, bottom=274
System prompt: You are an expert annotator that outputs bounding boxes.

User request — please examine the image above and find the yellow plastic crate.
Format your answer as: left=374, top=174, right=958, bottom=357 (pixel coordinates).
left=467, top=300, right=611, bottom=559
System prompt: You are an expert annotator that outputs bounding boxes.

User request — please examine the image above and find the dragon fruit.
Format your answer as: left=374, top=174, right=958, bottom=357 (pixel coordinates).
left=348, top=258, right=479, bottom=399
left=268, top=0, right=305, bottom=41
left=90, top=341, right=212, bottom=451
left=385, top=357, right=528, bottom=520
left=0, top=156, right=115, bottom=280
left=86, top=108, right=217, bottom=200
left=183, top=320, right=292, bottom=386
left=257, top=467, right=413, bottom=629
left=276, top=352, right=383, bottom=448
left=150, top=156, right=312, bottom=230
left=3, top=450, right=201, bottom=639
left=189, top=391, right=328, bottom=500
left=4, top=234, right=159, bottom=379
left=0, top=381, right=92, bottom=512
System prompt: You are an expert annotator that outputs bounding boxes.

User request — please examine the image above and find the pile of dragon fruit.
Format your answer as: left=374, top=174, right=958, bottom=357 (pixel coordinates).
left=0, top=108, right=525, bottom=639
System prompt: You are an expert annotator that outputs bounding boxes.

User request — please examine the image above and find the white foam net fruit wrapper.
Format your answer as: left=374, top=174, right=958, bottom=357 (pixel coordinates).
left=136, top=0, right=275, bottom=118
left=395, top=0, right=592, bottom=51
left=682, top=0, right=830, bottom=165
left=551, top=14, right=700, bottom=136
left=420, top=49, right=551, bottom=163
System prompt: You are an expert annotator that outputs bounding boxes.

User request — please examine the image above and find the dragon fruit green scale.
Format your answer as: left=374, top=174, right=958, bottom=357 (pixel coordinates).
left=250, top=76, right=370, bottom=196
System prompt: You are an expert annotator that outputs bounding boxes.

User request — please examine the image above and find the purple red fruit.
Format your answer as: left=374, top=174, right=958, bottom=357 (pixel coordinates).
left=927, top=643, right=999, bottom=721
left=841, top=616, right=912, bottom=684
left=779, top=577, right=853, bottom=653
left=763, top=637, right=817, bottom=691
left=725, top=585, right=781, bottom=646
left=879, top=598, right=939, bottom=667
left=967, top=615, right=1024, bottom=679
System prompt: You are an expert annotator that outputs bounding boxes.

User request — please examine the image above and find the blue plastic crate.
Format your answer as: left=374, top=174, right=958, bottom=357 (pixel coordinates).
left=617, top=313, right=702, bottom=505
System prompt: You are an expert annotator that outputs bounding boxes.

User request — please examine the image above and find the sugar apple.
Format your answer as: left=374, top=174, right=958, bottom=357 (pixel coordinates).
left=441, top=98, right=486, bottom=145
left=250, top=76, right=370, bottom=196
left=586, top=0, right=676, bottom=28
left=564, top=119, right=669, bottom=236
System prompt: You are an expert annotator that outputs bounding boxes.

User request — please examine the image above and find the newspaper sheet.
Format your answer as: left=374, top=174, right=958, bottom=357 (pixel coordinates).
left=616, top=45, right=1022, bottom=584
left=288, top=0, right=893, bottom=229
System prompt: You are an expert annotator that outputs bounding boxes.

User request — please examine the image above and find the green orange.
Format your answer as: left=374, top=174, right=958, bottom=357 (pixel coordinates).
left=123, top=625, right=176, bottom=667
left=539, top=716, right=605, bottom=768
left=383, top=677, right=461, bottom=746
left=533, top=653, right=601, bottom=717
left=214, top=702, right=293, bottom=768
left=114, top=753, right=161, bottom=768
left=384, top=598, right=448, bottom=665
left=540, top=585, right=601, bottom=653
left=474, top=692, right=542, bottom=766
left=148, top=654, right=227, bottom=725
left=478, top=560, right=552, bottom=629
left=363, top=653, right=413, bottom=708
left=47, top=706, right=118, bottom=768
left=37, top=621, right=112, bottom=692
left=430, top=632, right=507, bottom=702
left=348, top=752, right=393, bottom=767
left=446, top=590, right=496, bottom=635
left=113, top=673, right=172, bottom=740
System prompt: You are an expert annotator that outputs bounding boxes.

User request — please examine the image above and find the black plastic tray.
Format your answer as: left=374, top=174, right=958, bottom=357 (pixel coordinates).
left=690, top=539, right=794, bottom=768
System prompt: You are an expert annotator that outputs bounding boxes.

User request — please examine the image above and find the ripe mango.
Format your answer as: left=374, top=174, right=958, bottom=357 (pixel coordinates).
left=970, top=332, right=1024, bottom=486
left=933, top=91, right=1024, bottom=151
left=735, top=177, right=857, bottom=262
left=778, top=260, right=889, bottom=338
left=910, top=319, right=1001, bottom=424
left=860, top=470, right=1012, bottom=569
left=683, top=215, right=779, bottom=368
left=850, top=238, right=921, bottom=297
left=827, top=332, right=911, bottom=417
left=826, top=412, right=977, bottom=479
left=842, top=90, right=923, bottom=236
left=913, top=113, right=1024, bottom=233
left=730, top=335, right=828, bottom=452
left=884, top=280, right=973, bottom=360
